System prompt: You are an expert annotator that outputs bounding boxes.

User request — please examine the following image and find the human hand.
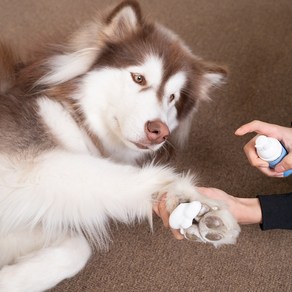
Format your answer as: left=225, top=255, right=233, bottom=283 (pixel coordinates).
left=235, top=120, right=292, bottom=177
left=153, top=194, right=184, bottom=240
left=198, top=187, right=262, bottom=225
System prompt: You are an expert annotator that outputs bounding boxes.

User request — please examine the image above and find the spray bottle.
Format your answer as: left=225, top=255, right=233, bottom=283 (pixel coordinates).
left=255, top=135, right=292, bottom=177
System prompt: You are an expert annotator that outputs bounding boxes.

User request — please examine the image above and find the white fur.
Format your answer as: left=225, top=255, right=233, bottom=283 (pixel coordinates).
left=0, top=235, right=91, bottom=292
left=37, top=97, right=94, bottom=154
left=0, top=149, right=200, bottom=258
left=204, top=72, right=225, bottom=85
left=164, top=72, right=187, bottom=132
left=113, top=6, right=138, bottom=28
left=37, top=49, right=98, bottom=86
left=164, top=72, right=186, bottom=100
left=200, top=72, right=226, bottom=100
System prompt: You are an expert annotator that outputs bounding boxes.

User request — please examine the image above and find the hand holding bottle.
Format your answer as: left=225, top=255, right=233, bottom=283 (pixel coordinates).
left=235, top=120, right=292, bottom=177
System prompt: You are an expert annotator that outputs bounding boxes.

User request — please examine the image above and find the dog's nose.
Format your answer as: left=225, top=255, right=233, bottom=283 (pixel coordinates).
left=145, top=120, right=170, bottom=144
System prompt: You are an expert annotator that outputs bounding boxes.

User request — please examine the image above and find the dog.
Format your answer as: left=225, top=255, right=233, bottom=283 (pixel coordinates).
left=0, top=1, right=240, bottom=290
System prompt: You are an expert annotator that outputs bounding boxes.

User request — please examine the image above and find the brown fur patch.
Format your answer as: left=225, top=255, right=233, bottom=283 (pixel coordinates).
left=0, top=93, right=57, bottom=156
left=0, top=43, right=20, bottom=93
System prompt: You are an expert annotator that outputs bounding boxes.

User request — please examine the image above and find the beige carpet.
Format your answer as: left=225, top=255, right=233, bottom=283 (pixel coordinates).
left=1, top=0, right=291, bottom=291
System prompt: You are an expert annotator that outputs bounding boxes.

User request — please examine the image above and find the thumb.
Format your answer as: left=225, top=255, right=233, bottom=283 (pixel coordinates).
left=274, top=153, right=292, bottom=173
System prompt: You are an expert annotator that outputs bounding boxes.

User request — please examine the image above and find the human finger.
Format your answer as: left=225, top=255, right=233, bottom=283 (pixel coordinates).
left=235, top=120, right=282, bottom=140
left=153, top=193, right=168, bottom=217
left=170, top=228, right=184, bottom=240
left=243, top=137, right=269, bottom=168
left=153, top=202, right=160, bottom=217
left=157, top=197, right=170, bottom=228
left=258, top=166, right=284, bottom=178
left=274, top=152, right=292, bottom=175
left=157, top=198, right=184, bottom=240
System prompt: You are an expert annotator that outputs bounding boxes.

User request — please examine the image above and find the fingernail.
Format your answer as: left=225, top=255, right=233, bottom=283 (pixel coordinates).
left=275, top=173, right=284, bottom=178
left=275, top=165, right=285, bottom=172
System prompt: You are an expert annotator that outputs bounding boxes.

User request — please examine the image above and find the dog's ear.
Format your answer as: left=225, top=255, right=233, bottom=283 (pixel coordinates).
left=169, top=62, right=227, bottom=151
left=199, top=62, right=228, bottom=100
left=104, top=0, right=143, bottom=41
left=29, top=1, right=144, bottom=89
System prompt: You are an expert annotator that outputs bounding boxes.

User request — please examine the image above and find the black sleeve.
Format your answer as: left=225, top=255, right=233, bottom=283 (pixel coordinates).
left=257, top=192, right=292, bottom=230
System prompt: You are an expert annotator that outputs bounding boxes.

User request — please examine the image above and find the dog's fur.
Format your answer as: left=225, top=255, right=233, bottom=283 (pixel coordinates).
left=0, top=1, right=240, bottom=291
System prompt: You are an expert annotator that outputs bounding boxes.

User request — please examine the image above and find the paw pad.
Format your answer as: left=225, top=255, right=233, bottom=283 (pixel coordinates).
left=205, top=232, right=224, bottom=241
left=204, top=216, right=223, bottom=229
left=170, top=201, right=240, bottom=246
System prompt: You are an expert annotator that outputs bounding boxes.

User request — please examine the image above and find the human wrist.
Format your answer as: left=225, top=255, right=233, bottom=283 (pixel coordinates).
left=235, top=198, right=262, bottom=225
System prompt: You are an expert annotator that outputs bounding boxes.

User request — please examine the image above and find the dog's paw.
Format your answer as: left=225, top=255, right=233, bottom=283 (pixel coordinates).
left=158, top=175, right=240, bottom=247
left=182, top=203, right=240, bottom=247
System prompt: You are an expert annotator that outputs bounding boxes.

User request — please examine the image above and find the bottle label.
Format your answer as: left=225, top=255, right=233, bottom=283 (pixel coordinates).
left=269, top=147, right=288, bottom=168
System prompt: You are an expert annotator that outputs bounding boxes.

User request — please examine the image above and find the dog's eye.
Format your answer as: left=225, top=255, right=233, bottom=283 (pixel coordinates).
left=169, top=94, right=175, bottom=102
left=131, top=73, right=146, bottom=86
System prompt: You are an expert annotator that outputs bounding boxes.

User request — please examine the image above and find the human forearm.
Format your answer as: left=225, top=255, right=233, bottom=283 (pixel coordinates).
left=235, top=197, right=262, bottom=225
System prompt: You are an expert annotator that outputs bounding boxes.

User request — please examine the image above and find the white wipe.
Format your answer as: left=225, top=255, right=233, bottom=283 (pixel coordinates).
left=169, top=201, right=202, bottom=232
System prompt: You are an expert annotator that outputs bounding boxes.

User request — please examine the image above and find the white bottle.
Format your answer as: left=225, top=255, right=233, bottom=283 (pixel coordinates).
left=255, top=135, right=292, bottom=177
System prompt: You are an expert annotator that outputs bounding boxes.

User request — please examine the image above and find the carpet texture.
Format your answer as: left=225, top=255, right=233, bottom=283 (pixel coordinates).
left=0, top=0, right=291, bottom=291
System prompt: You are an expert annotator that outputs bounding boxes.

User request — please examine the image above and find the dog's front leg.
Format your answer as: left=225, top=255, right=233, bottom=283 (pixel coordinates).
left=0, top=150, right=179, bottom=243
left=0, top=150, right=240, bottom=250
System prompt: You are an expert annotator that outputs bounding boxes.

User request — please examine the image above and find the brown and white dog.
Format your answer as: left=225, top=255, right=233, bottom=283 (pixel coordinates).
left=0, top=1, right=240, bottom=291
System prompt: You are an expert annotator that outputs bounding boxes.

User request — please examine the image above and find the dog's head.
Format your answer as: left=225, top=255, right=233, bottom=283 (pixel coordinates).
left=35, top=1, right=227, bottom=159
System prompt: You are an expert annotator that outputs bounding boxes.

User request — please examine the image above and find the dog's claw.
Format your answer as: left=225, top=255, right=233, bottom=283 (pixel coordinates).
left=194, top=203, right=210, bottom=221
left=198, top=203, right=210, bottom=216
